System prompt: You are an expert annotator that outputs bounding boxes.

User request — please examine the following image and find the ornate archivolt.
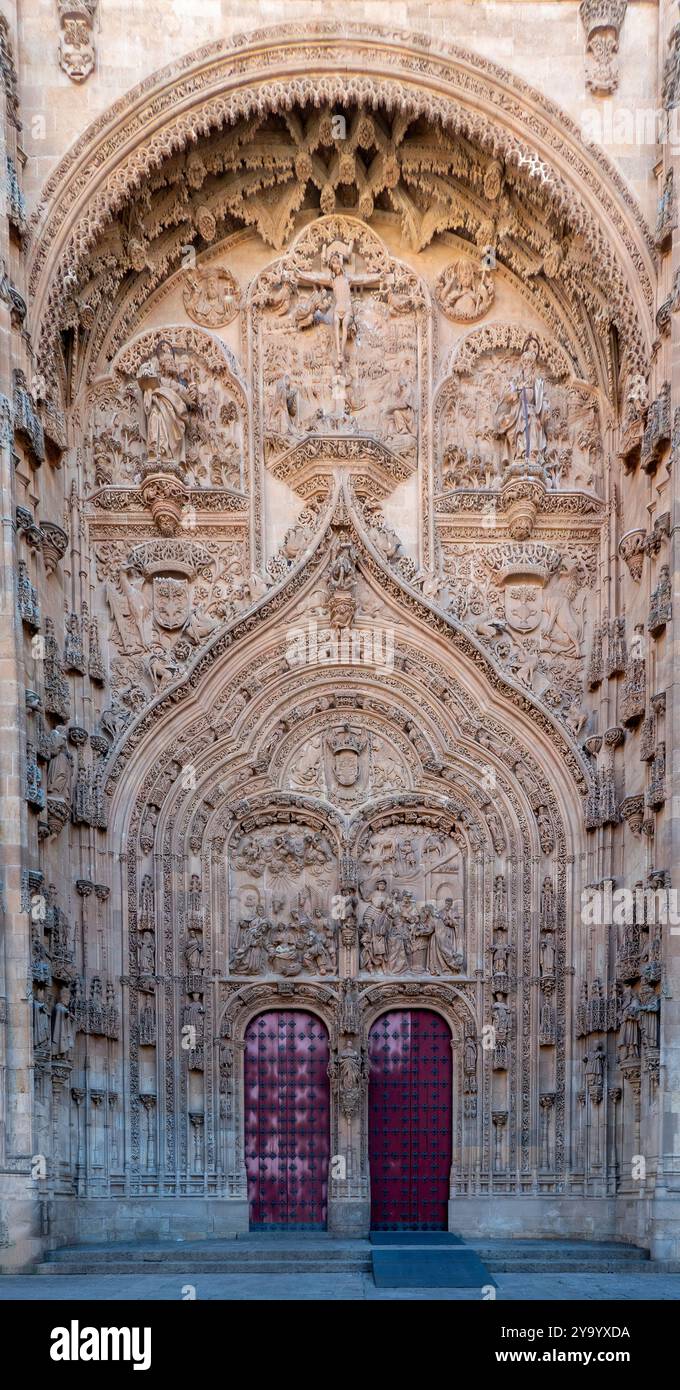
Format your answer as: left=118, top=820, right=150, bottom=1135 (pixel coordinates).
left=28, top=22, right=654, bottom=399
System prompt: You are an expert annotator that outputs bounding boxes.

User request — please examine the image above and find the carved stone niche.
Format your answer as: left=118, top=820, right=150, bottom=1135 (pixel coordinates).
left=579, top=0, right=627, bottom=96
left=436, top=325, right=603, bottom=499
left=251, top=216, right=427, bottom=498
left=39, top=521, right=68, bottom=576
left=86, top=328, right=247, bottom=509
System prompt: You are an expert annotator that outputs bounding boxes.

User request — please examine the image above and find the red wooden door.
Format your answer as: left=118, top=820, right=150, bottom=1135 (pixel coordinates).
left=244, top=1010, right=330, bottom=1228
left=368, top=1009, right=452, bottom=1229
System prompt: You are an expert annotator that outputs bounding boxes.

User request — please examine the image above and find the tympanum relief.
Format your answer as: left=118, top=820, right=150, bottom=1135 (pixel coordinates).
left=229, top=828, right=338, bottom=978
left=227, top=821, right=465, bottom=981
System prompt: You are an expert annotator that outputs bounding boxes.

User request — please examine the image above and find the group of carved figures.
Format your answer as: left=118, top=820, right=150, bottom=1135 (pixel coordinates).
left=231, top=902, right=336, bottom=977
left=359, top=882, right=464, bottom=975
left=32, top=982, right=76, bottom=1058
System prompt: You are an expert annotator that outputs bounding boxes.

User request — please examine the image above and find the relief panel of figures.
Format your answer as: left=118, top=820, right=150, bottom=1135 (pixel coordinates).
left=437, top=336, right=603, bottom=496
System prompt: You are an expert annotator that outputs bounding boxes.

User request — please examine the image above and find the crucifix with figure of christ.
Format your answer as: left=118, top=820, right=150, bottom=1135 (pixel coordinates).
left=296, top=239, right=383, bottom=367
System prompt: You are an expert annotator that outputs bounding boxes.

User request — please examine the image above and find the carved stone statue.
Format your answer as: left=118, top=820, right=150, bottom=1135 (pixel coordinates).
left=138, top=345, right=196, bottom=467
left=139, top=931, right=156, bottom=976
left=539, top=934, right=556, bottom=979
left=232, top=911, right=271, bottom=975
left=46, top=726, right=73, bottom=806
left=51, top=985, right=75, bottom=1057
left=139, top=873, right=155, bottom=932
left=32, top=985, right=51, bottom=1049
left=426, top=899, right=464, bottom=974
left=494, top=335, right=548, bottom=470
left=329, top=1046, right=367, bottom=1118
left=360, top=878, right=391, bottom=971
left=618, top=987, right=641, bottom=1061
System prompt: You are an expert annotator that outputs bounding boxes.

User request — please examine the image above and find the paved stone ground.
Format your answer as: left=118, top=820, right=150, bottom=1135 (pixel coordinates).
left=1, top=1273, right=680, bottom=1299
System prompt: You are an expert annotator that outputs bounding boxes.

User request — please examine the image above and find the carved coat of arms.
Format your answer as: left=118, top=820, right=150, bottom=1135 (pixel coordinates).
left=152, top=576, right=189, bottom=630
left=324, top=726, right=368, bottom=798
left=503, top=582, right=543, bottom=633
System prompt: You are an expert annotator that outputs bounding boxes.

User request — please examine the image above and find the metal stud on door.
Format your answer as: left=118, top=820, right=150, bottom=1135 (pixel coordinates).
left=244, top=1010, right=330, bottom=1228
left=368, top=1009, right=452, bottom=1229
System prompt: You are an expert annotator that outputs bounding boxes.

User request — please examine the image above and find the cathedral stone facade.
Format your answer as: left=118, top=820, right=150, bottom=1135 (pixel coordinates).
left=1, top=2, right=679, bottom=1269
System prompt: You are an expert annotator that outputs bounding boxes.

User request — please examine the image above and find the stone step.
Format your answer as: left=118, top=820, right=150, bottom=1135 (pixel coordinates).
left=482, top=1259, right=661, bottom=1273
left=470, top=1247, right=649, bottom=1264
left=44, top=1242, right=368, bottom=1264
left=37, top=1256, right=372, bottom=1276
left=36, top=1236, right=656, bottom=1277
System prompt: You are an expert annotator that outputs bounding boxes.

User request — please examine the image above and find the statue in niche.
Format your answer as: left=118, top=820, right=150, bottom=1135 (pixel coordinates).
left=139, top=931, right=156, bottom=976
left=493, top=874, right=507, bottom=932
left=540, top=876, right=555, bottom=933
left=32, top=985, right=51, bottom=1048
left=464, top=1031, right=478, bottom=1075
left=329, top=1046, right=367, bottom=1119
left=638, top=984, right=660, bottom=1050
left=493, top=335, right=548, bottom=470
left=139, top=874, right=155, bottom=932
left=339, top=978, right=360, bottom=1034
left=139, top=805, right=158, bottom=854
left=491, top=994, right=510, bottom=1067
left=584, top=1043, right=606, bottom=1101
left=184, top=933, right=204, bottom=973
left=539, top=934, right=556, bottom=979
left=139, top=998, right=156, bottom=1046
left=492, top=942, right=512, bottom=993
left=618, top=987, right=641, bottom=1061
left=137, top=344, right=196, bottom=467
left=187, top=875, right=203, bottom=929
left=46, top=726, right=73, bottom=807
left=51, top=985, right=75, bottom=1057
